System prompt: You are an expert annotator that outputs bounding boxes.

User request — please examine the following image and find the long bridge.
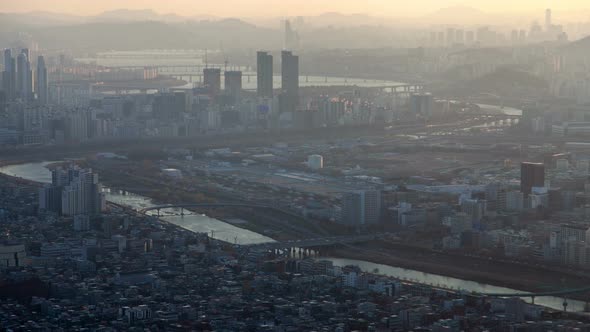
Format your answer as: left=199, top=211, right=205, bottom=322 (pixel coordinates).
left=139, top=203, right=387, bottom=249
left=246, top=234, right=385, bottom=251
left=139, top=202, right=303, bottom=220
left=458, top=113, right=521, bottom=120
left=483, top=286, right=590, bottom=299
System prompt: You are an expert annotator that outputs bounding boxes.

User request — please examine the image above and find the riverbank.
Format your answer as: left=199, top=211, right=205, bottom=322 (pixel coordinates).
left=326, top=241, right=590, bottom=302
left=4, top=160, right=590, bottom=309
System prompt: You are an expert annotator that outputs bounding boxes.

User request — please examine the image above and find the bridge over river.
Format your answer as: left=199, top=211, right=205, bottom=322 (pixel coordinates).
left=139, top=203, right=387, bottom=250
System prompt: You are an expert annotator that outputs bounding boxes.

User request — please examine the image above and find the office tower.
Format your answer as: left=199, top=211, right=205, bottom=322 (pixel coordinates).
left=3, top=49, right=10, bottom=73
left=280, top=51, right=299, bottom=113
left=224, top=71, right=242, bottom=101
left=2, top=49, right=15, bottom=101
left=545, top=8, right=552, bottom=31
left=16, top=50, right=32, bottom=101
left=36, top=55, right=48, bottom=104
left=256, top=51, right=273, bottom=98
left=21, top=48, right=29, bottom=59
left=520, top=162, right=545, bottom=196
left=340, top=190, right=382, bottom=226
left=16, top=52, right=27, bottom=99
left=203, top=68, right=221, bottom=96
left=410, top=93, right=434, bottom=118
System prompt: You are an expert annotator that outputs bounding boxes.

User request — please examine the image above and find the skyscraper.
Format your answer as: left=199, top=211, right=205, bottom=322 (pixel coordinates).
left=256, top=51, right=273, bottom=98
left=280, top=50, right=299, bottom=113
left=521, top=162, right=545, bottom=196
left=545, top=8, right=552, bottom=31
left=284, top=20, right=299, bottom=50
left=3, top=49, right=10, bottom=73
left=2, top=49, right=15, bottom=101
left=224, top=71, right=242, bottom=101
left=36, top=55, right=48, bottom=105
left=16, top=50, right=32, bottom=101
left=203, top=68, right=221, bottom=96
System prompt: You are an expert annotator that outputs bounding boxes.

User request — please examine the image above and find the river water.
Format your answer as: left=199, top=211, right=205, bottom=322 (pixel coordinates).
left=0, top=161, right=586, bottom=312
left=0, top=162, right=274, bottom=245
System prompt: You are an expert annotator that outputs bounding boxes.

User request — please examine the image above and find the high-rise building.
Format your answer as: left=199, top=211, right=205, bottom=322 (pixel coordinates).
left=203, top=68, right=221, bottom=96
left=520, top=162, right=545, bottom=196
left=545, top=8, right=552, bottom=31
left=224, top=71, right=242, bottom=101
left=152, top=92, right=186, bottom=120
left=410, top=93, right=434, bottom=118
left=16, top=50, right=32, bottom=101
left=3, top=49, right=10, bottom=74
left=36, top=55, right=48, bottom=104
left=39, top=166, right=105, bottom=216
left=2, top=49, right=15, bottom=101
left=280, top=51, right=299, bottom=113
left=340, top=190, right=382, bottom=226
left=256, top=51, right=273, bottom=98
left=284, top=20, right=299, bottom=50
left=281, top=51, right=299, bottom=97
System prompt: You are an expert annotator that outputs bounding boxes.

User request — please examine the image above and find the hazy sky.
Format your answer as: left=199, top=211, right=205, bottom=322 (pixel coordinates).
left=0, top=0, right=582, bottom=17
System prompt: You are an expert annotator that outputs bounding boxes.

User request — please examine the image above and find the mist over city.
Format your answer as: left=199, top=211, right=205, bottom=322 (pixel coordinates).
left=4, top=0, right=590, bottom=330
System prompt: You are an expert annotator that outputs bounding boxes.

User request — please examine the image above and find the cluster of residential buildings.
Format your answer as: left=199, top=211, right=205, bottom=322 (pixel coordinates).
left=39, top=165, right=106, bottom=216
left=1, top=172, right=589, bottom=330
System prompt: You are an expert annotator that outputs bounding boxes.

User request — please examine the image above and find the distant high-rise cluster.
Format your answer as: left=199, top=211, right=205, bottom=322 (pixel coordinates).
left=429, top=8, right=566, bottom=47
left=255, top=49, right=300, bottom=114
left=39, top=165, right=106, bottom=216
left=2, top=48, right=48, bottom=104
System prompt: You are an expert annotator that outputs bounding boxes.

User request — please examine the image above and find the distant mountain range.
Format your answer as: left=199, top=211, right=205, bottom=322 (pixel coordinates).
left=0, top=6, right=530, bottom=27
left=0, top=7, right=587, bottom=53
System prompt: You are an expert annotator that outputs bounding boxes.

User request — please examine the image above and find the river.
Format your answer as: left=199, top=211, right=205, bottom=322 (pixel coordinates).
left=0, top=161, right=586, bottom=312
left=0, top=162, right=274, bottom=245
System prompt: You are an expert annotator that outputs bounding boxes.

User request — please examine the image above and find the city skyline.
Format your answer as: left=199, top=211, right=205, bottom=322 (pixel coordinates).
left=0, top=0, right=585, bottom=19
left=4, top=0, right=590, bottom=329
